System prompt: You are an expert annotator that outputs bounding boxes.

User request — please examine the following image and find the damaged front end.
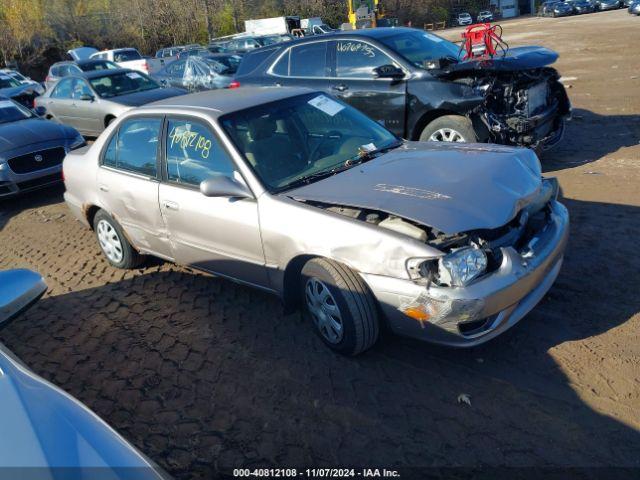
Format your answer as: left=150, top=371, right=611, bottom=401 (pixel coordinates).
left=433, top=47, right=572, bottom=149
left=300, top=178, right=568, bottom=346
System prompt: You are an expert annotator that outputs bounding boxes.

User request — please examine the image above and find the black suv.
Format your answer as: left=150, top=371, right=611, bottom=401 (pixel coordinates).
left=233, top=28, right=570, bottom=149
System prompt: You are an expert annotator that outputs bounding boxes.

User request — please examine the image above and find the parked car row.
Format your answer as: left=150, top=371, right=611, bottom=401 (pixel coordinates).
left=540, top=0, right=628, bottom=16
left=454, top=10, right=495, bottom=25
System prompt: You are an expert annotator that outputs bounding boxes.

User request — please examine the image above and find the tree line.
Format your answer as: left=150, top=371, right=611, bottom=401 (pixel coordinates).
left=0, top=0, right=461, bottom=78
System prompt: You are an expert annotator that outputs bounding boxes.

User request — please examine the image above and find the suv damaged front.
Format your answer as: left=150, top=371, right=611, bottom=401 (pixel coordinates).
left=428, top=46, right=571, bottom=150
left=285, top=142, right=569, bottom=346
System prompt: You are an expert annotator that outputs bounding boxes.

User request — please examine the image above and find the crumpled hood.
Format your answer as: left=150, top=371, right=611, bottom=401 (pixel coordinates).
left=286, top=142, right=543, bottom=235
left=0, top=118, right=75, bottom=154
left=435, top=46, right=559, bottom=76
left=114, top=87, right=186, bottom=106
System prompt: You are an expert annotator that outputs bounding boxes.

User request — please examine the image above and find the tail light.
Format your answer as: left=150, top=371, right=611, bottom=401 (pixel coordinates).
left=228, top=80, right=240, bottom=89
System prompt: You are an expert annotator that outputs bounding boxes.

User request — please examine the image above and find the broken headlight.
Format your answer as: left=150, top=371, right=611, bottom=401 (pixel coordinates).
left=438, top=247, right=487, bottom=287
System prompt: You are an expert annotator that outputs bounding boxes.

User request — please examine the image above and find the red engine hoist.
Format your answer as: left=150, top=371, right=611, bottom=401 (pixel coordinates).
left=459, top=23, right=509, bottom=60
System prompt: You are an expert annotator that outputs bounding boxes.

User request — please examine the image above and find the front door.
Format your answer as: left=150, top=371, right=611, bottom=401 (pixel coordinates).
left=96, top=116, right=172, bottom=259
left=158, top=117, right=268, bottom=288
left=327, top=39, right=407, bottom=138
left=69, top=78, right=102, bottom=134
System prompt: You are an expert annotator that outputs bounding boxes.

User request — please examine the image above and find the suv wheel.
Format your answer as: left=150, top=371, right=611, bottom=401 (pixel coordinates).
left=93, top=209, right=142, bottom=269
left=301, top=258, right=379, bottom=356
left=419, top=115, right=477, bottom=143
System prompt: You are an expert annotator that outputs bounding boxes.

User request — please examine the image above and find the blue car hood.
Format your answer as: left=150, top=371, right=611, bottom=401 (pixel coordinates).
left=286, top=142, right=543, bottom=235
left=0, top=118, right=75, bottom=154
left=436, top=46, right=559, bottom=76
left=0, top=344, right=163, bottom=475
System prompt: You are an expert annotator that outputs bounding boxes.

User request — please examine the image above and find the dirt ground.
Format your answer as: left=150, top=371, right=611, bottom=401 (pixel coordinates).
left=1, top=10, right=639, bottom=479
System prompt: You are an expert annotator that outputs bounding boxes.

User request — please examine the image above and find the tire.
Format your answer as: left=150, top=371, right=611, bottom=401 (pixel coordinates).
left=419, top=115, right=477, bottom=143
left=93, top=209, right=142, bottom=269
left=300, top=258, right=379, bottom=356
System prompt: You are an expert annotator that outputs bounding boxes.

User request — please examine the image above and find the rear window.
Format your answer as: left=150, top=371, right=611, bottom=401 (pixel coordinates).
left=236, top=47, right=279, bottom=76
left=289, top=42, right=328, bottom=77
left=114, top=49, right=142, bottom=62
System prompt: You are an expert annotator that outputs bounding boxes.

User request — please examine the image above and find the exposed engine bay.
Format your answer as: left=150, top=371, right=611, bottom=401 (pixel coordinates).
left=301, top=177, right=557, bottom=287
left=451, top=67, right=571, bottom=148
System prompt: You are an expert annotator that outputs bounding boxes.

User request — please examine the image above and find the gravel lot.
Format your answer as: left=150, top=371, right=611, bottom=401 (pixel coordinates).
left=1, top=10, right=639, bottom=478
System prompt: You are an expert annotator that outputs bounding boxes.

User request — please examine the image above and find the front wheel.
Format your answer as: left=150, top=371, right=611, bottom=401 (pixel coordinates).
left=419, top=115, right=477, bottom=143
left=93, top=209, right=142, bottom=269
left=301, top=258, right=379, bottom=356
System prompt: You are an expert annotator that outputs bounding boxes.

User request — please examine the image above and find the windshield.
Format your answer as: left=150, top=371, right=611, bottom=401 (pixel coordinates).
left=89, top=71, right=159, bottom=98
left=80, top=60, right=119, bottom=72
left=220, top=93, right=400, bottom=192
left=0, top=99, right=32, bottom=124
left=113, top=49, right=142, bottom=62
left=0, top=74, right=22, bottom=89
left=378, top=30, right=461, bottom=67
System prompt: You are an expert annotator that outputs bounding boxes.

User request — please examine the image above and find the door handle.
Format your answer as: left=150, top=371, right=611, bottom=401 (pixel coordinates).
left=163, top=200, right=179, bottom=211
left=332, top=84, right=348, bottom=92
left=99, top=184, right=109, bottom=192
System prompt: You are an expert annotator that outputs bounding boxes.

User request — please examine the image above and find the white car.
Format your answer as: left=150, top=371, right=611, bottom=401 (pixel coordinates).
left=457, top=12, right=473, bottom=26
left=90, top=48, right=151, bottom=74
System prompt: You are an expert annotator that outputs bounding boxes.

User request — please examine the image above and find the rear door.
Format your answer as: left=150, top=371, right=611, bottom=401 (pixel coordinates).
left=327, top=39, right=407, bottom=137
left=158, top=116, right=268, bottom=288
left=267, top=40, right=331, bottom=92
left=97, top=116, right=172, bottom=259
left=43, top=78, right=75, bottom=125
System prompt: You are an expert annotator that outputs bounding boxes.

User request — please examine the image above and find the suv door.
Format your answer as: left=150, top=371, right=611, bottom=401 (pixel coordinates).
left=268, top=40, right=331, bottom=92
left=328, top=39, right=407, bottom=137
left=97, top=116, right=172, bottom=259
left=158, top=117, right=268, bottom=288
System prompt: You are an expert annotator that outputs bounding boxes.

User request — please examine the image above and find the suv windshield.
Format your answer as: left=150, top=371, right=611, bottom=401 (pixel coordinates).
left=0, top=99, right=32, bottom=124
left=221, top=93, right=401, bottom=192
left=378, top=30, right=461, bottom=67
left=89, top=71, right=158, bottom=98
left=113, top=50, right=142, bottom=62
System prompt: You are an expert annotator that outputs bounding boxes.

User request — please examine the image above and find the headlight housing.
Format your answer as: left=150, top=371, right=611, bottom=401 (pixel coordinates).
left=69, top=132, right=86, bottom=150
left=438, top=247, right=487, bottom=287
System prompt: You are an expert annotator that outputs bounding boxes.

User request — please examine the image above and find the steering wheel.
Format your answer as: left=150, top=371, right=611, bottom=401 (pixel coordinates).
left=308, top=131, right=343, bottom=164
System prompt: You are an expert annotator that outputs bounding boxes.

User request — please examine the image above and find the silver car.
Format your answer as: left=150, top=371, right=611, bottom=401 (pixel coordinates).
left=63, top=88, right=569, bottom=355
left=35, top=69, right=186, bottom=136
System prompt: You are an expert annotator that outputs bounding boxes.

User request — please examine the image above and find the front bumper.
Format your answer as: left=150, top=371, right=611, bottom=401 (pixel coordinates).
left=0, top=164, right=62, bottom=198
left=362, top=200, right=569, bottom=347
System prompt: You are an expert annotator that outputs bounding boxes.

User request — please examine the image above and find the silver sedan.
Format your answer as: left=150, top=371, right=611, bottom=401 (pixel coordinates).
left=35, top=69, right=186, bottom=137
left=63, top=87, right=569, bottom=355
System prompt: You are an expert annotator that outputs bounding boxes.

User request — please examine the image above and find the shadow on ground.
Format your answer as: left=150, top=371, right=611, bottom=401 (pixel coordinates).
left=542, top=108, right=640, bottom=170
left=0, top=184, right=64, bottom=231
left=1, top=196, right=639, bottom=478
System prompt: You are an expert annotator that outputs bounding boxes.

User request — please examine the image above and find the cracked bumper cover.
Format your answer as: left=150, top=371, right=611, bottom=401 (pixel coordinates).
left=361, top=200, right=569, bottom=347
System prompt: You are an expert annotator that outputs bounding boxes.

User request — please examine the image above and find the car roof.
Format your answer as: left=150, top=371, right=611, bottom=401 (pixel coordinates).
left=143, top=86, right=313, bottom=117
left=77, top=68, right=135, bottom=79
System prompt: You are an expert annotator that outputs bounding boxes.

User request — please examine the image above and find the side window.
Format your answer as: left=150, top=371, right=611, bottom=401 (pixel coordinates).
left=335, top=41, right=395, bottom=79
left=166, top=118, right=235, bottom=187
left=102, top=118, right=160, bottom=177
left=289, top=42, right=327, bottom=77
left=51, top=78, right=74, bottom=98
left=71, top=79, right=92, bottom=99
left=271, top=49, right=289, bottom=76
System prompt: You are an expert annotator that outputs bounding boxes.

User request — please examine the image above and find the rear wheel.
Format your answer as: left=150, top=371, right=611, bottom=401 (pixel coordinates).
left=301, top=258, right=379, bottom=356
left=93, top=209, right=142, bottom=269
left=419, top=115, right=477, bottom=143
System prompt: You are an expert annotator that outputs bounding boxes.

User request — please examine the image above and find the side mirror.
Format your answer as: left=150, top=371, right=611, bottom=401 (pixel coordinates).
left=34, top=106, right=47, bottom=117
left=79, top=93, right=94, bottom=101
left=0, top=269, right=47, bottom=327
left=200, top=175, right=252, bottom=199
left=373, top=64, right=405, bottom=80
